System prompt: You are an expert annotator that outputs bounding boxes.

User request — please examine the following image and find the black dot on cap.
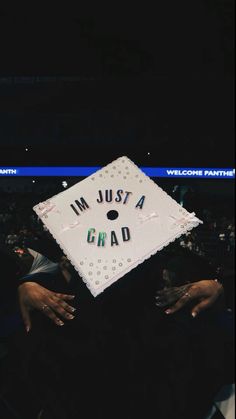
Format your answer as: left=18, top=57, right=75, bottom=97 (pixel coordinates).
left=107, top=210, right=119, bottom=220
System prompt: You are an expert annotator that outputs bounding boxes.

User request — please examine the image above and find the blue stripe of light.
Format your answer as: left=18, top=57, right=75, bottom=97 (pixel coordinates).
left=0, top=167, right=235, bottom=178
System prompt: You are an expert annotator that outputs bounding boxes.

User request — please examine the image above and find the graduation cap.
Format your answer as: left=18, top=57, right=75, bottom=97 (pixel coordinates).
left=33, top=156, right=202, bottom=296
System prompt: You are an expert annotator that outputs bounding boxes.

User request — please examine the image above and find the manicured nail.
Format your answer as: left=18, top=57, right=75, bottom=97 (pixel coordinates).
left=67, top=314, right=75, bottom=320
left=26, top=326, right=30, bottom=333
left=192, top=312, right=197, bottom=318
left=57, top=320, right=64, bottom=326
left=165, top=309, right=171, bottom=314
left=71, top=308, right=76, bottom=312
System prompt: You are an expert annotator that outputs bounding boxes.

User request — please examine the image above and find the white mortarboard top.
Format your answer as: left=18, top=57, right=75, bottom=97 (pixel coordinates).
left=33, top=156, right=202, bottom=296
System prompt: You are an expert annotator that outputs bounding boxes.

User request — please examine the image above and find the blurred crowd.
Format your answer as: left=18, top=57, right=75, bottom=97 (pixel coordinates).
left=178, top=211, right=235, bottom=261
left=0, top=190, right=51, bottom=257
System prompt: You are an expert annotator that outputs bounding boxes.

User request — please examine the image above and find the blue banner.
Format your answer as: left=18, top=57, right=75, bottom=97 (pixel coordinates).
left=0, top=167, right=235, bottom=178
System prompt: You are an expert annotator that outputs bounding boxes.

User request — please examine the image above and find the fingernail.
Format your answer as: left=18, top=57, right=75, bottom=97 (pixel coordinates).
left=165, top=309, right=171, bottom=315
left=67, top=314, right=75, bottom=320
left=191, top=312, right=197, bottom=318
left=71, top=308, right=76, bottom=312
left=57, top=320, right=64, bottom=326
left=26, top=326, right=30, bottom=333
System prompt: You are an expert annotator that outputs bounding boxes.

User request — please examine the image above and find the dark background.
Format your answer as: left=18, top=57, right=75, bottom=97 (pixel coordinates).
left=0, top=2, right=234, bottom=167
left=0, top=6, right=235, bottom=418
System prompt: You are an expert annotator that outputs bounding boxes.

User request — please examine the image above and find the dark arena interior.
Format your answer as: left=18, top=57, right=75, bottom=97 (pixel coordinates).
left=0, top=3, right=235, bottom=419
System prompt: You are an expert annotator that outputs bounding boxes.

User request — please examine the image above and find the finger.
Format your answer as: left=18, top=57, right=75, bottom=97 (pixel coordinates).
left=156, top=287, right=190, bottom=307
left=156, top=287, right=180, bottom=297
left=40, top=305, right=65, bottom=326
left=156, top=289, right=186, bottom=302
left=52, top=296, right=76, bottom=314
left=49, top=299, right=75, bottom=321
left=55, top=293, right=75, bottom=300
left=191, top=298, right=214, bottom=318
left=20, top=304, right=32, bottom=333
left=155, top=292, right=178, bottom=304
left=155, top=300, right=169, bottom=308
left=156, top=285, right=191, bottom=299
left=165, top=292, right=193, bottom=314
left=155, top=295, right=177, bottom=307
